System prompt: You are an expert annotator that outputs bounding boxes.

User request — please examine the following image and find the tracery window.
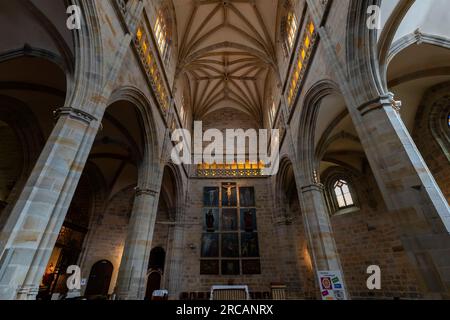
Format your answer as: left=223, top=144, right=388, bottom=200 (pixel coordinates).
left=269, top=98, right=277, bottom=128
left=286, top=11, right=298, bottom=51
left=179, top=96, right=186, bottom=126
left=333, top=180, right=354, bottom=209
left=154, top=9, right=169, bottom=60
left=200, top=184, right=261, bottom=276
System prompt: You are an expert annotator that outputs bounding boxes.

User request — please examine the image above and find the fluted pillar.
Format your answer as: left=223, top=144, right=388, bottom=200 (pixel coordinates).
left=115, top=186, right=161, bottom=300
left=0, top=108, right=99, bottom=300
left=300, top=183, right=348, bottom=298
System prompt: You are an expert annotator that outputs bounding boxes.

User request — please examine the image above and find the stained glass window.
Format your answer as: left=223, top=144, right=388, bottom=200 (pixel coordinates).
left=286, top=11, right=298, bottom=51
left=200, top=184, right=260, bottom=275
left=135, top=22, right=169, bottom=111
left=287, top=18, right=316, bottom=107
left=179, top=96, right=186, bottom=126
left=154, top=10, right=168, bottom=58
left=269, top=99, right=277, bottom=127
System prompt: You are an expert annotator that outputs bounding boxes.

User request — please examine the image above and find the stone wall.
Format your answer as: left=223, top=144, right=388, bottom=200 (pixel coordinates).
left=179, top=178, right=282, bottom=297
left=273, top=203, right=318, bottom=299
left=330, top=167, right=423, bottom=299
left=80, top=186, right=134, bottom=295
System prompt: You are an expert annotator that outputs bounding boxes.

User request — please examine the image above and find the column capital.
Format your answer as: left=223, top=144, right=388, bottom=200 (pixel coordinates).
left=301, top=183, right=325, bottom=193
left=357, top=93, right=402, bottom=116
left=134, top=187, right=159, bottom=197
left=16, top=284, right=39, bottom=298
left=53, top=107, right=98, bottom=125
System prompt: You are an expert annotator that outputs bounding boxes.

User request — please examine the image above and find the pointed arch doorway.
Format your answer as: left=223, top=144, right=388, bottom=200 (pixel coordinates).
left=85, top=260, right=114, bottom=297
left=144, top=247, right=166, bottom=300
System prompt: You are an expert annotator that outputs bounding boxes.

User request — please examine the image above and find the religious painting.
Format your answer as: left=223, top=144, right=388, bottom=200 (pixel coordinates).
left=241, top=232, right=259, bottom=257
left=200, top=260, right=219, bottom=275
left=200, top=183, right=260, bottom=276
left=222, top=209, right=238, bottom=231
left=201, top=233, right=219, bottom=258
left=221, top=233, right=239, bottom=257
left=221, top=183, right=237, bottom=207
left=240, top=208, right=257, bottom=232
left=204, top=187, right=219, bottom=207
left=221, top=260, right=240, bottom=275
left=242, top=260, right=261, bottom=275
left=239, top=187, right=255, bottom=207
left=203, top=208, right=219, bottom=232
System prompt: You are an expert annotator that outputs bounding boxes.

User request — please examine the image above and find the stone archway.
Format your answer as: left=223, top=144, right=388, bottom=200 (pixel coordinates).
left=85, top=260, right=114, bottom=297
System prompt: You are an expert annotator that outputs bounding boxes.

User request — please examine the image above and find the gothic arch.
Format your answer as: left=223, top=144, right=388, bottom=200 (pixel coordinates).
left=356, top=0, right=449, bottom=95
left=387, top=33, right=450, bottom=72
left=0, top=46, right=69, bottom=75
left=0, top=1, right=104, bottom=113
left=377, top=0, right=414, bottom=89
left=414, top=82, right=450, bottom=163
left=160, top=162, right=184, bottom=222
left=409, top=82, right=450, bottom=204
left=297, top=79, right=341, bottom=185
left=66, top=0, right=104, bottom=114
left=275, top=156, right=299, bottom=222
left=346, top=0, right=385, bottom=104
left=107, top=86, right=161, bottom=189
left=85, top=260, right=114, bottom=297
left=378, top=1, right=450, bottom=91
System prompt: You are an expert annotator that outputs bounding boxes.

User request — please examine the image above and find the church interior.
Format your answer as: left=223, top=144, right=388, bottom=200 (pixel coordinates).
left=0, top=0, right=449, bottom=300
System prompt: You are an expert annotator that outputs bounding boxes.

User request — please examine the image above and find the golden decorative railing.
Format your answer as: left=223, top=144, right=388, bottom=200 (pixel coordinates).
left=196, top=161, right=266, bottom=178
left=287, top=18, right=316, bottom=107
left=135, top=22, right=170, bottom=113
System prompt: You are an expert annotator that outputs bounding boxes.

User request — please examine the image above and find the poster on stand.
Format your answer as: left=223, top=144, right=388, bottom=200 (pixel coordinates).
left=317, top=270, right=347, bottom=300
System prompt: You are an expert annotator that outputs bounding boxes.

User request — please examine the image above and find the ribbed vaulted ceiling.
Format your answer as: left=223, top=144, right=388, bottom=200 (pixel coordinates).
left=174, top=0, right=280, bottom=124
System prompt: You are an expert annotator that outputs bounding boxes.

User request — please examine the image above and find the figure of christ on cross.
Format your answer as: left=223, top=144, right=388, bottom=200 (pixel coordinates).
left=222, top=183, right=236, bottom=206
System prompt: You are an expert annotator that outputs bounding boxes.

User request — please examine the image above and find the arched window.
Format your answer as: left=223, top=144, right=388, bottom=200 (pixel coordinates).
left=154, top=9, right=169, bottom=60
left=286, top=11, right=298, bottom=51
left=269, top=98, right=277, bottom=127
left=179, top=95, right=186, bottom=126
left=333, top=180, right=354, bottom=209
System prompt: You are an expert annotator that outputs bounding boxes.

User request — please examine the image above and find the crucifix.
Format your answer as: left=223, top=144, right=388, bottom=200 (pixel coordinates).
left=222, top=183, right=236, bottom=206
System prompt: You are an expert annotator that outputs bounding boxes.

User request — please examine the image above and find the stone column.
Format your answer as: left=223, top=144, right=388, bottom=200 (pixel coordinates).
left=0, top=108, right=98, bottom=300
left=299, top=183, right=348, bottom=298
left=355, top=94, right=450, bottom=297
left=115, top=186, right=161, bottom=300
left=165, top=223, right=185, bottom=300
